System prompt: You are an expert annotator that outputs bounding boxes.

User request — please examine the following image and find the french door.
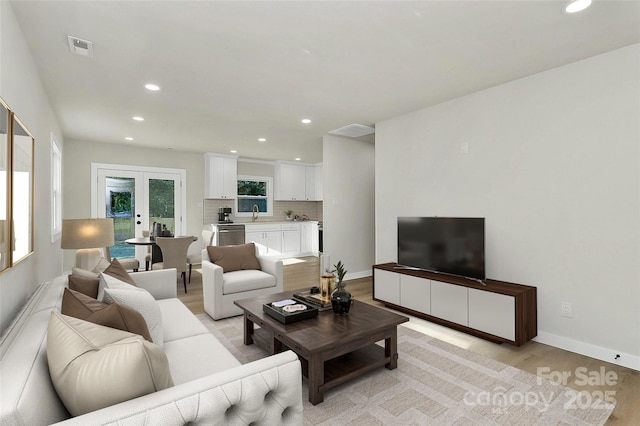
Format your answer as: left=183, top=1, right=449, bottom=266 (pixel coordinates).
left=91, top=163, right=186, bottom=263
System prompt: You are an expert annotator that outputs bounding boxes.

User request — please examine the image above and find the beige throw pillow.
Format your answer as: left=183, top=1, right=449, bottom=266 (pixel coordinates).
left=46, top=312, right=173, bottom=417
left=206, top=243, right=261, bottom=273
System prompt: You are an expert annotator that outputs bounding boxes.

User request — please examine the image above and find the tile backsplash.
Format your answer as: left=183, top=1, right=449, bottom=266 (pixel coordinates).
left=203, top=199, right=322, bottom=224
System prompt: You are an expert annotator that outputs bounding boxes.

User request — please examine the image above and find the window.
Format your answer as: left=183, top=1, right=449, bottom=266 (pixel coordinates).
left=50, top=134, right=62, bottom=242
left=236, top=175, right=273, bottom=217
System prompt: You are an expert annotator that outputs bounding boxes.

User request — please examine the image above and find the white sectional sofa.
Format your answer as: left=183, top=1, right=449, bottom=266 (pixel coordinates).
left=0, top=268, right=303, bottom=425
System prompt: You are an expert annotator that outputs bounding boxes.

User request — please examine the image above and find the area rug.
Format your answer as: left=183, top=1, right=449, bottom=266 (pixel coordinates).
left=197, top=314, right=614, bottom=425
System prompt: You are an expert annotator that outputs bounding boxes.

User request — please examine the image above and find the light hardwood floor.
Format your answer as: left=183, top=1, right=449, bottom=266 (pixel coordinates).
left=181, top=256, right=639, bottom=425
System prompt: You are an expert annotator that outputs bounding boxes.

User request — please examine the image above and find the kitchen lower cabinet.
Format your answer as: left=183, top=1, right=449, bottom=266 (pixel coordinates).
left=281, top=224, right=301, bottom=256
left=245, top=224, right=282, bottom=255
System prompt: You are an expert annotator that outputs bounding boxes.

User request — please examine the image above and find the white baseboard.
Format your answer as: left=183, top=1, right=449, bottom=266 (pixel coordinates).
left=534, top=331, right=640, bottom=371
left=345, top=270, right=372, bottom=281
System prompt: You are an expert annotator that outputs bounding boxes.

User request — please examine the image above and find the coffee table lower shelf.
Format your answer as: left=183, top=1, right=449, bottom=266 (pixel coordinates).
left=252, top=325, right=390, bottom=402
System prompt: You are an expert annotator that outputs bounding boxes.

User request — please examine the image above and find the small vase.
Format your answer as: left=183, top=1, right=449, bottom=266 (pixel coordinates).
left=331, top=286, right=352, bottom=315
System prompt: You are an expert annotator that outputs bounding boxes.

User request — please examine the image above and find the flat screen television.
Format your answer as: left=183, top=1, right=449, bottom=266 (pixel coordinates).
left=397, top=217, right=485, bottom=280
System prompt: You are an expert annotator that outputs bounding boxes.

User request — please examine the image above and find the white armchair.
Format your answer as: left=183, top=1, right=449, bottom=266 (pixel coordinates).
left=202, top=246, right=283, bottom=320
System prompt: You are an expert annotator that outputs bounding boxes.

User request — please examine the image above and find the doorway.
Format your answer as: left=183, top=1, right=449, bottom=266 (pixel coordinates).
left=91, top=163, right=186, bottom=264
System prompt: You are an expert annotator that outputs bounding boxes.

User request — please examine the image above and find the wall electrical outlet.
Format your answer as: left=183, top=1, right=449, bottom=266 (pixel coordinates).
left=561, top=302, right=573, bottom=318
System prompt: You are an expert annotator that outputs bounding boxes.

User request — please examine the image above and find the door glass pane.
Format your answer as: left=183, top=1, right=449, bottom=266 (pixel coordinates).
left=105, top=177, right=135, bottom=258
left=149, top=179, right=175, bottom=235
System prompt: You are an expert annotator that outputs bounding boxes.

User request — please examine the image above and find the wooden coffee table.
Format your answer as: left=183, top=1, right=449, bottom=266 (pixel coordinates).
left=234, top=290, right=409, bottom=405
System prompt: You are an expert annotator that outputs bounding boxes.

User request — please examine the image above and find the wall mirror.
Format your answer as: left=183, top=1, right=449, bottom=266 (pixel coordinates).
left=11, top=114, right=34, bottom=265
left=0, top=99, right=9, bottom=272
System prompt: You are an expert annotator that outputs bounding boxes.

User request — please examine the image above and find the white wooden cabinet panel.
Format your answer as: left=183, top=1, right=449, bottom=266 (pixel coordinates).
left=374, top=269, right=400, bottom=305
left=468, top=289, right=515, bottom=341
left=204, top=154, right=237, bottom=199
left=430, top=280, right=468, bottom=326
left=400, top=275, right=430, bottom=314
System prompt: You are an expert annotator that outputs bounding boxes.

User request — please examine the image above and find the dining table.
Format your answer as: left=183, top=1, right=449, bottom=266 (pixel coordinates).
left=125, top=235, right=197, bottom=265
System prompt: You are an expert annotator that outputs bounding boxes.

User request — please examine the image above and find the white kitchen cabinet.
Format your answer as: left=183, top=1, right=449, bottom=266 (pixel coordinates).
left=468, top=289, right=515, bottom=341
left=400, top=275, right=431, bottom=314
left=204, top=153, right=237, bottom=199
left=305, top=165, right=323, bottom=201
left=275, top=163, right=306, bottom=200
left=245, top=224, right=282, bottom=255
left=281, top=223, right=301, bottom=256
left=301, top=222, right=319, bottom=255
left=373, top=269, right=400, bottom=305
left=275, top=162, right=323, bottom=201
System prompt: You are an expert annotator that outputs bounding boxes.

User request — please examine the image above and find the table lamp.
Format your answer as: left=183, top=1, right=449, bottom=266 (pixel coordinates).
left=61, top=218, right=114, bottom=270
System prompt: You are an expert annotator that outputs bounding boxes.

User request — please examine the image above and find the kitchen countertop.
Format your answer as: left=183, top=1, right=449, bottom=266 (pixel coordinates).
left=210, top=220, right=319, bottom=226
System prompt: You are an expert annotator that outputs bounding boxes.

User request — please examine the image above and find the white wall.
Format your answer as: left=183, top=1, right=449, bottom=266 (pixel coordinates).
left=375, top=44, right=640, bottom=369
left=0, top=2, right=64, bottom=332
left=323, top=135, right=375, bottom=279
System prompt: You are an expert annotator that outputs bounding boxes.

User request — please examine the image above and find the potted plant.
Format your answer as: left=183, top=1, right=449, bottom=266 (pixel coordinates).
left=284, top=209, right=293, bottom=221
left=330, top=260, right=352, bottom=315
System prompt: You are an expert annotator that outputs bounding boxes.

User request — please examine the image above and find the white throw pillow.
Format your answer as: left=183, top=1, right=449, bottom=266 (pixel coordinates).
left=103, top=286, right=164, bottom=346
left=98, top=272, right=136, bottom=301
left=46, top=312, right=173, bottom=417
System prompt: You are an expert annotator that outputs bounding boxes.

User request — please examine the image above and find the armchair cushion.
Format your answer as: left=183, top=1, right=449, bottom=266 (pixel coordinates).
left=223, top=270, right=276, bottom=295
left=46, top=312, right=173, bottom=417
left=61, top=288, right=152, bottom=342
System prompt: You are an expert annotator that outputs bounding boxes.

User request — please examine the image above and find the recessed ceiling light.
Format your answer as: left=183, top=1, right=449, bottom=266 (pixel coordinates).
left=564, top=0, right=592, bottom=14
left=124, top=137, right=134, bottom=141
left=132, top=116, right=144, bottom=122
left=230, top=150, right=238, bottom=154
left=301, top=118, right=312, bottom=124
left=144, top=83, right=160, bottom=91
left=295, top=157, right=301, bottom=161
left=258, top=138, right=267, bottom=142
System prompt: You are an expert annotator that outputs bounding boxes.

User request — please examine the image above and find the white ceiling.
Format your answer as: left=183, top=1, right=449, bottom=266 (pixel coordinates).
left=9, top=1, right=640, bottom=163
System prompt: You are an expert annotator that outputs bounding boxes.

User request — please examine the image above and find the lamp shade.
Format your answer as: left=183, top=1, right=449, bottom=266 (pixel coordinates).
left=61, top=218, right=115, bottom=249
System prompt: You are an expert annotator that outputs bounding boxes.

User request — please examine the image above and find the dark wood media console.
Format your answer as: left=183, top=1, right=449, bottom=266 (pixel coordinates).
left=373, top=263, right=537, bottom=346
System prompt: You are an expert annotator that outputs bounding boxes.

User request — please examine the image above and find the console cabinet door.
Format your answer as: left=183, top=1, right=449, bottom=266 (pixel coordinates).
left=374, top=269, right=400, bottom=305
left=468, top=289, right=515, bottom=341
left=430, top=280, right=468, bottom=326
left=400, top=275, right=430, bottom=314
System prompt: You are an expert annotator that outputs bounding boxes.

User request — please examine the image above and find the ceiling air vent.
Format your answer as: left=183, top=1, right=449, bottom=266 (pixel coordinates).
left=67, top=35, right=94, bottom=57
left=329, top=123, right=375, bottom=138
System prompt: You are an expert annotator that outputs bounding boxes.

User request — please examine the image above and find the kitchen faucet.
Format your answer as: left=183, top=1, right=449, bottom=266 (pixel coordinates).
left=252, top=204, right=259, bottom=222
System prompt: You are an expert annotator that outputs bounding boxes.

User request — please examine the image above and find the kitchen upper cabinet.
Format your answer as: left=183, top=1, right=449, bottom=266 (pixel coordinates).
left=204, top=153, right=237, bottom=199
left=275, top=162, right=322, bottom=201
left=305, top=165, right=323, bottom=201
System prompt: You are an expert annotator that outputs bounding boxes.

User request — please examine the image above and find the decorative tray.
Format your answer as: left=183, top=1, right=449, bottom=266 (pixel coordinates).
left=263, top=299, right=319, bottom=324
left=292, top=291, right=333, bottom=311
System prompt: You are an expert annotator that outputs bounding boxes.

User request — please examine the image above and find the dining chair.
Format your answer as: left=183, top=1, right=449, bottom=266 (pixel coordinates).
left=186, top=230, right=215, bottom=283
left=151, top=236, right=194, bottom=293
left=142, top=230, right=152, bottom=270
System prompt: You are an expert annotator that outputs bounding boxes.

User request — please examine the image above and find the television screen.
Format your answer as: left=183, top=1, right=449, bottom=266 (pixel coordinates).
left=397, top=217, right=485, bottom=280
